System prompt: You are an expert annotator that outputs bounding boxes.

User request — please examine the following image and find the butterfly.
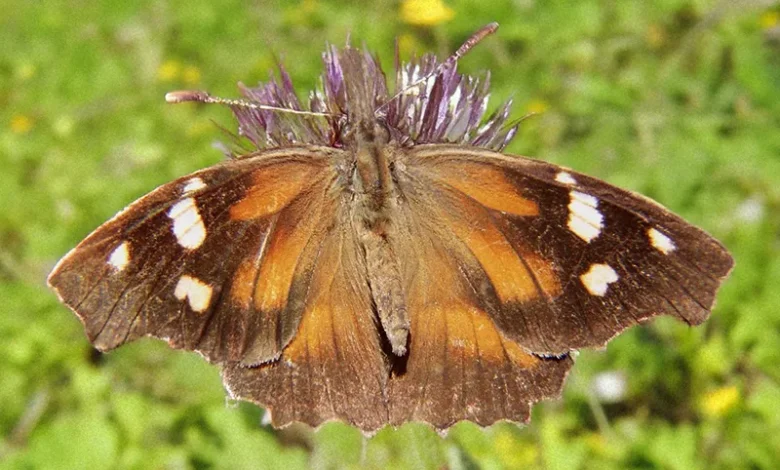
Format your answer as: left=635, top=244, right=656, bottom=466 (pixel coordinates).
left=48, top=23, right=733, bottom=433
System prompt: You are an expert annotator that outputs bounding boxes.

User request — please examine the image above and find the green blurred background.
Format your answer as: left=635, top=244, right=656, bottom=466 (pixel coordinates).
left=2, top=0, right=779, bottom=468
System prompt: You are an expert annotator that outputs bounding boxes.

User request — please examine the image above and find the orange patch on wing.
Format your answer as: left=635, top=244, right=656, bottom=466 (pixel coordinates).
left=463, top=305, right=505, bottom=362
left=502, top=340, right=540, bottom=368
left=230, top=162, right=318, bottom=221
left=432, top=161, right=538, bottom=216
left=282, top=233, right=374, bottom=363
left=441, top=210, right=560, bottom=302
left=231, top=259, right=258, bottom=308
left=284, top=299, right=335, bottom=362
left=408, top=252, right=539, bottom=369
left=435, top=302, right=539, bottom=368
left=253, top=217, right=317, bottom=312
left=516, top=245, right=563, bottom=298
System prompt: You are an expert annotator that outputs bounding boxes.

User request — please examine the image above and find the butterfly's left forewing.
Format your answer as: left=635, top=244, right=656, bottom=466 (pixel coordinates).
left=399, top=145, right=734, bottom=357
left=48, top=147, right=346, bottom=366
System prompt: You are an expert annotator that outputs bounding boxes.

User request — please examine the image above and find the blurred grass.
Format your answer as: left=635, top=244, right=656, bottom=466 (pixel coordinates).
left=1, top=0, right=779, bottom=468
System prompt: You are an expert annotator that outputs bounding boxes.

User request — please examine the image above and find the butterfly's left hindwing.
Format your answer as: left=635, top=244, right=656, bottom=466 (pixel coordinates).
left=48, top=147, right=347, bottom=366
left=399, top=145, right=734, bottom=356
left=223, top=205, right=391, bottom=431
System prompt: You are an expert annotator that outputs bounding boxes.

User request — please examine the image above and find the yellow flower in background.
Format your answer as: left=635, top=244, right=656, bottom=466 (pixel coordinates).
left=401, top=0, right=454, bottom=26
left=646, top=24, right=666, bottom=48
left=182, top=65, right=201, bottom=85
left=700, top=385, right=740, bottom=418
left=15, top=63, right=37, bottom=81
left=760, top=10, right=779, bottom=29
left=583, top=432, right=608, bottom=455
left=157, top=59, right=181, bottom=82
left=158, top=60, right=200, bottom=85
left=527, top=99, right=549, bottom=115
left=10, top=114, right=33, bottom=134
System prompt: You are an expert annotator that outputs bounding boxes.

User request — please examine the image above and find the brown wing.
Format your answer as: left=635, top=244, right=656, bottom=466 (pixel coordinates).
left=387, top=201, right=573, bottom=428
left=222, top=204, right=390, bottom=432
left=48, top=146, right=348, bottom=366
left=396, top=144, right=734, bottom=356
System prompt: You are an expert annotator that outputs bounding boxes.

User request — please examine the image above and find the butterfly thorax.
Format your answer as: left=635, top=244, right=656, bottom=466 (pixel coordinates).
left=343, top=117, right=397, bottom=230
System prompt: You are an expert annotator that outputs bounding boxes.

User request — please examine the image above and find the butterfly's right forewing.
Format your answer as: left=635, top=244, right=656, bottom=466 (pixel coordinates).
left=398, top=145, right=733, bottom=357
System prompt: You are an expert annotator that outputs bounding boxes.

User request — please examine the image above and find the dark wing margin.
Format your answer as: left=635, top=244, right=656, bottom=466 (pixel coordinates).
left=399, top=144, right=734, bottom=356
left=47, top=146, right=347, bottom=366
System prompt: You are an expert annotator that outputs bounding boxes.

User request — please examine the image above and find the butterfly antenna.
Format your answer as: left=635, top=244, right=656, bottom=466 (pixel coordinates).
left=507, top=111, right=541, bottom=128
left=377, top=22, right=499, bottom=114
left=165, top=90, right=336, bottom=118
left=449, top=22, right=500, bottom=63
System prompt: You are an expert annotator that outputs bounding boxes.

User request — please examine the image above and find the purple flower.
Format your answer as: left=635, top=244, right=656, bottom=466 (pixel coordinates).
left=229, top=41, right=517, bottom=152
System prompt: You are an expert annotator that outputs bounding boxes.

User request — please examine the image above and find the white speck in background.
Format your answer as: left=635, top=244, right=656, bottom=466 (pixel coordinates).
left=592, top=370, right=627, bottom=403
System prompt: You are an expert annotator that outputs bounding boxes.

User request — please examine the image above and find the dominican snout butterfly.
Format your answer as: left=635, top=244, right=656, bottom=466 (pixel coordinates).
left=48, top=24, right=733, bottom=433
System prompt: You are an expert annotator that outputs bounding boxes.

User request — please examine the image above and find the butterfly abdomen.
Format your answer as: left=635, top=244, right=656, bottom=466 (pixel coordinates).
left=359, top=226, right=410, bottom=356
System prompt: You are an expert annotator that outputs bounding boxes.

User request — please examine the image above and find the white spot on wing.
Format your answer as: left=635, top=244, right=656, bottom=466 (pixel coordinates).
left=567, top=191, right=603, bottom=242
left=168, top=197, right=206, bottom=249
left=174, top=275, right=213, bottom=313
left=183, top=177, right=206, bottom=194
left=555, top=171, right=577, bottom=185
left=648, top=227, right=676, bottom=254
left=108, top=242, right=130, bottom=270
left=580, top=263, right=619, bottom=296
